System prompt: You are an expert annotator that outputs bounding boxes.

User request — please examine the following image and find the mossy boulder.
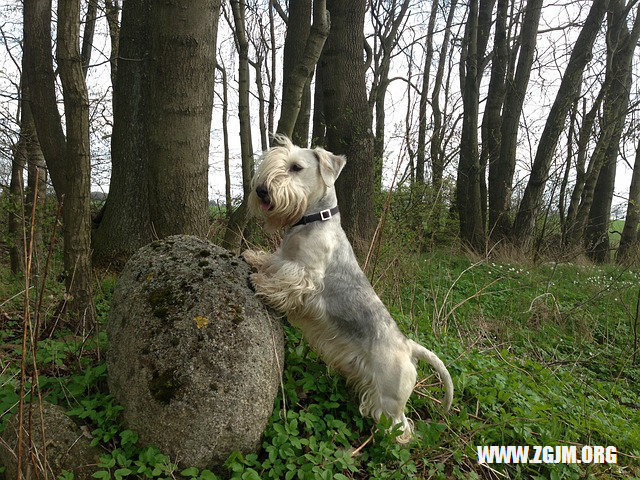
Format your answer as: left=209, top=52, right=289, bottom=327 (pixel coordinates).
left=0, top=402, right=101, bottom=480
left=107, top=235, right=284, bottom=469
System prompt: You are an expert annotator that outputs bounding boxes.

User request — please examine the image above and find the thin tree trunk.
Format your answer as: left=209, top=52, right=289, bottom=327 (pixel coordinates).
left=81, top=0, right=98, bottom=78
left=456, top=0, right=485, bottom=251
left=252, top=56, right=268, bottom=151
left=323, top=0, right=375, bottom=253
left=511, top=0, right=609, bottom=243
left=369, top=0, right=411, bottom=188
left=488, top=0, right=542, bottom=241
left=224, top=0, right=255, bottom=251
left=216, top=61, right=232, bottom=216
left=57, top=0, right=96, bottom=326
left=415, top=0, right=439, bottom=184
left=617, top=140, right=640, bottom=262
left=24, top=93, right=47, bottom=282
left=277, top=0, right=329, bottom=141
left=311, top=56, right=326, bottom=146
left=430, top=0, right=457, bottom=191
left=8, top=125, right=26, bottom=275
left=25, top=0, right=97, bottom=327
left=105, top=0, right=120, bottom=89
left=483, top=0, right=508, bottom=239
left=564, top=90, right=605, bottom=241
left=268, top=0, right=276, bottom=139
left=559, top=96, right=578, bottom=238
left=569, top=2, right=640, bottom=247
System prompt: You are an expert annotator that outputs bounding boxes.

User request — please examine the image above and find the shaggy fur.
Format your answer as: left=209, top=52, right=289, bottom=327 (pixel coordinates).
left=243, top=135, right=454, bottom=442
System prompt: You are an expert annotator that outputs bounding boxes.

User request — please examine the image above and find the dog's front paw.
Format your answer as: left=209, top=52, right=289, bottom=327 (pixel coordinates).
left=242, top=249, right=270, bottom=270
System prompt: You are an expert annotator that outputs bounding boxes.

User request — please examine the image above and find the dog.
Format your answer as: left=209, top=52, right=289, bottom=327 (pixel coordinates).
left=242, top=135, right=453, bottom=442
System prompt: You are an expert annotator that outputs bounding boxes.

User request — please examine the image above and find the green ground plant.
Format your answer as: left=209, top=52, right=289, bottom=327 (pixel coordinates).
left=1, top=239, right=639, bottom=479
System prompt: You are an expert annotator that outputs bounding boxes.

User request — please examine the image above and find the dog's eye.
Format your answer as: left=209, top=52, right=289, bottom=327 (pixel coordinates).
left=290, top=164, right=303, bottom=172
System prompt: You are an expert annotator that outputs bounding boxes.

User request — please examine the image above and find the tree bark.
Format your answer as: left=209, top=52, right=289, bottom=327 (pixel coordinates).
left=487, top=0, right=542, bottom=241
left=456, top=0, right=485, bottom=251
left=311, top=56, right=326, bottom=146
left=322, top=0, right=375, bottom=253
left=369, top=0, right=411, bottom=188
left=564, top=89, right=605, bottom=242
left=57, top=0, right=96, bottom=326
left=8, top=121, right=26, bottom=275
left=483, top=0, right=508, bottom=239
left=569, top=1, right=640, bottom=248
left=23, top=93, right=48, bottom=282
left=224, top=0, right=255, bottom=251
left=415, top=0, right=439, bottom=184
left=81, top=0, right=98, bottom=78
left=430, top=0, right=457, bottom=191
left=617, top=140, right=640, bottom=262
left=104, top=0, right=120, bottom=89
left=277, top=0, right=329, bottom=143
left=92, top=0, right=153, bottom=261
left=511, top=0, right=609, bottom=243
left=24, top=0, right=97, bottom=326
left=94, top=0, right=221, bottom=260
left=216, top=61, right=232, bottom=216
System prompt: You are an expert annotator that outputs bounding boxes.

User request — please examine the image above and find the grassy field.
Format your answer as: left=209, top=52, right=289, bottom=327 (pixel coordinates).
left=1, top=245, right=639, bottom=479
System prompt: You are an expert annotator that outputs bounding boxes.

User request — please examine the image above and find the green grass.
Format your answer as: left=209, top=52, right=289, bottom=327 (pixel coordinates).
left=1, top=249, right=639, bottom=479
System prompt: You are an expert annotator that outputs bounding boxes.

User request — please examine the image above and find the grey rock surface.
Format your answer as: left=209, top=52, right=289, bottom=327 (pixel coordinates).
left=0, top=402, right=101, bottom=480
left=107, top=235, right=284, bottom=469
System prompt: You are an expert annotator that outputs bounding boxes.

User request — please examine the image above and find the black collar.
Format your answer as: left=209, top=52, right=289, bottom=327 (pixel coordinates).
left=292, top=206, right=339, bottom=227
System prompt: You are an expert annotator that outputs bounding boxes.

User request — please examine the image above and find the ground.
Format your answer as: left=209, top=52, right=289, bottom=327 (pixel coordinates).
left=0, top=243, right=639, bottom=479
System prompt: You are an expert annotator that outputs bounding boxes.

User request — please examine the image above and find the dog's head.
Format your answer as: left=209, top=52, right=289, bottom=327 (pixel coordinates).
left=248, top=134, right=346, bottom=230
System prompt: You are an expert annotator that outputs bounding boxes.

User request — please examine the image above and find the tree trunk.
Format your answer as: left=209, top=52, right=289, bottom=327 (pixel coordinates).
left=252, top=56, right=268, bottom=152
left=569, top=2, right=640, bottom=247
left=223, top=0, right=255, bottom=251
left=482, top=0, right=508, bottom=239
left=430, top=0, right=457, bottom=191
left=8, top=123, right=26, bottom=275
left=23, top=93, right=47, bottom=282
left=105, top=0, right=120, bottom=88
left=617, top=140, right=640, bottom=262
left=564, top=90, right=605, bottom=242
left=216, top=61, right=232, bottom=216
left=57, top=0, right=97, bottom=326
left=322, top=0, right=375, bottom=253
left=146, top=0, right=218, bottom=238
left=24, top=0, right=97, bottom=327
left=277, top=0, right=329, bottom=143
left=415, top=0, right=439, bottom=184
left=369, top=0, right=411, bottom=189
left=487, top=0, right=542, bottom=241
left=558, top=97, right=578, bottom=238
left=311, top=57, right=326, bottom=146
left=81, top=0, right=98, bottom=78
left=456, top=0, right=485, bottom=251
left=511, top=0, right=608, bottom=243
left=94, top=0, right=221, bottom=260
left=92, top=0, right=153, bottom=261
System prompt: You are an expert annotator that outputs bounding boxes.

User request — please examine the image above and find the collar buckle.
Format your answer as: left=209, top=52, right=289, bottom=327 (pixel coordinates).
left=320, top=209, right=332, bottom=221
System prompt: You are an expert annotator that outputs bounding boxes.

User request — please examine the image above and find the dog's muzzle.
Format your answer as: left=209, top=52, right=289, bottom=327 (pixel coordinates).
left=256, top=185, right=272, bottom=211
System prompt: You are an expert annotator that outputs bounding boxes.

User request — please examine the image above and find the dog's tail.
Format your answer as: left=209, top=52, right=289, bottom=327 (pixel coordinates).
left=410, top=340, right=454, bottom=413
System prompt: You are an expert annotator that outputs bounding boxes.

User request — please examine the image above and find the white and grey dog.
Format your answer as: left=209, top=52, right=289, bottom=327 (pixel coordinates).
left=242, top=136, right=453, bottom=442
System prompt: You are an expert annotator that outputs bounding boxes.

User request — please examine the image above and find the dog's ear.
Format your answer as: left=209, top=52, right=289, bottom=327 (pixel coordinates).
left=315, top=148, right=347, bottom=187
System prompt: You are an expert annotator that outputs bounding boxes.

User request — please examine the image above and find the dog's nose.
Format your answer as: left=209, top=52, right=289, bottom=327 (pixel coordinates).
left=256, top=185, right=269, bottom=200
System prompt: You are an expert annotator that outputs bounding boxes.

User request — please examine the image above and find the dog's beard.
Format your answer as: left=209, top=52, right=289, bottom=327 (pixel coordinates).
left=249, top=178, right=308, bottom=231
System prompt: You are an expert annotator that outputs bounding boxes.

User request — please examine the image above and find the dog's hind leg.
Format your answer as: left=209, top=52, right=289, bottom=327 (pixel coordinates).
left=364, top=349, right=418, bottom=443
